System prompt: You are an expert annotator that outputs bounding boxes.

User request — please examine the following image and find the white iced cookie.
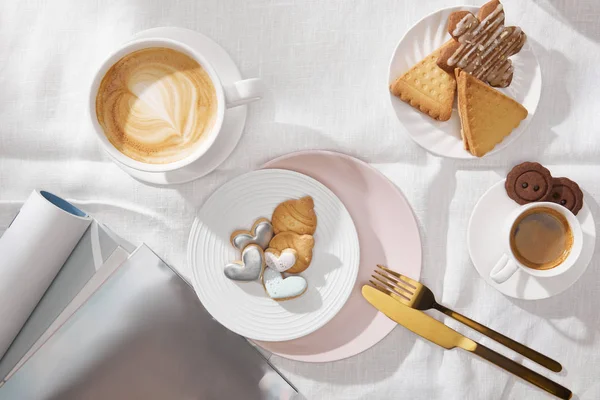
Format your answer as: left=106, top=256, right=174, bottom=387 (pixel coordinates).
left=264, top=248, right=297, bottom=273
left=262, top=267, right=307, bottom=301
left=230, top=218, right=274, bottom=251
left=224, top=244, right=264, bottom=282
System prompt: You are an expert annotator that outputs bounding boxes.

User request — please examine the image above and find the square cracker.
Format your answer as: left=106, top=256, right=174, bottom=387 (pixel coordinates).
left=390, top=40, right=456, bottom=121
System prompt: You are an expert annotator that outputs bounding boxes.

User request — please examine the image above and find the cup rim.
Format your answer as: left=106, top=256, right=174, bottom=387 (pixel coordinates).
left=88, top=37, right=226, bottom=172
left=506, top=202, right=583, bottom=277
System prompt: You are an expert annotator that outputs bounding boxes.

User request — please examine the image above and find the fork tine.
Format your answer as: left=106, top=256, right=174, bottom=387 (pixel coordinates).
left=372, top=272, right=412, bottom=295
left=371, top=275, right=412, bottom=301
left=377, top=265, right=419, bottom=289
left=369, top=280, right=411, bottom=303
left=369, top=279, right=392, bottom=295
left=376, top=265, right=401, bottom=277
left=374, top=269, right=415, bottom=294
left=397, top=274, right=419, bottom=288
left=371, top=274, right=395, bottom=290
left=369, top=279, right=406, bottom=303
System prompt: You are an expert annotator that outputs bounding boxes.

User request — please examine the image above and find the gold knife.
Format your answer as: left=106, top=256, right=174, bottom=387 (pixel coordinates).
left=362, top=285, right=572, bottom=399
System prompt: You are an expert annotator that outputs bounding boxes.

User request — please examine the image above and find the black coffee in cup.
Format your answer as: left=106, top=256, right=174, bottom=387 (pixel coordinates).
left=510, top=207, right=573, bottom=270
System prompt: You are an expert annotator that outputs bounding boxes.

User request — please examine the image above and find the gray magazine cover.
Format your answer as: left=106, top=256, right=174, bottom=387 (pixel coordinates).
left=0, top=245, right=298, bottom=400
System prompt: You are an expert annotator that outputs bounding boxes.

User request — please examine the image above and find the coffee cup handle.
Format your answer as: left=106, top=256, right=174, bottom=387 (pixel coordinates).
left=490, top=254, right=519, bottom=284
left=223, top=78, right=264, bottom=108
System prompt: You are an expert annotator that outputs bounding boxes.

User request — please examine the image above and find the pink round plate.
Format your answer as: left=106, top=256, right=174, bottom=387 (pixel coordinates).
left=257, top=150, right=422, bottom=362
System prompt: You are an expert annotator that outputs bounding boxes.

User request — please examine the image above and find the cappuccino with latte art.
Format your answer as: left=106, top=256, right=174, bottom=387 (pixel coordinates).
left=95, top=47, right=218, bottom=164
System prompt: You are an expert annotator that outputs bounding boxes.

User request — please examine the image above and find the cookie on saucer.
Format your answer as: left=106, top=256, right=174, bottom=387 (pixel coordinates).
left=548, top=177, right=584, bottom=215
left=505, top=162, right=552, bottom=205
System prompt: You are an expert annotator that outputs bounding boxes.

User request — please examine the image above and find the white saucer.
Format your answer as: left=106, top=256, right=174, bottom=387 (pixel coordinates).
left=468, top=180, right=596, bottom=300
left=388, top=6, right=542, bottom=159
left=113, top=27, right=248, bottom=185
left=188, top=169, right=360, bottom=341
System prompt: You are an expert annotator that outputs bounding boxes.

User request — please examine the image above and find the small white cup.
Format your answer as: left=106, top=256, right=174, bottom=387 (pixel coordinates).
left=89, top=37, right=263, bottom=172
left=490, top=202, right=583, bottom=284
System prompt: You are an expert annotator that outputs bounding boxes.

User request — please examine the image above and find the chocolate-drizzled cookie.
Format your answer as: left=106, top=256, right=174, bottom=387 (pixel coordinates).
left=438, top=0, right=527, bottom=88
left=505, top=162, right=552, bottom=205
left=548, top=178, right=584, bottom=215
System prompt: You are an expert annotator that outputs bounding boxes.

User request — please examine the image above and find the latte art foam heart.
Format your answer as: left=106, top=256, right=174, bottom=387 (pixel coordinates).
left=96, top=47, right=218, bottom=164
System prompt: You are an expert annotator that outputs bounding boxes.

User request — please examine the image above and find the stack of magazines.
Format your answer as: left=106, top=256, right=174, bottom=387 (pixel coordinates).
left=0, top=190, right=298, bottom=400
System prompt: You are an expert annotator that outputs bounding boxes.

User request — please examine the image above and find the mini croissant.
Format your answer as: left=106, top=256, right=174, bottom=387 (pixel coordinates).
left=268, top=232, right=314, bottom=274
left=272, top=196, right=317, bottom=235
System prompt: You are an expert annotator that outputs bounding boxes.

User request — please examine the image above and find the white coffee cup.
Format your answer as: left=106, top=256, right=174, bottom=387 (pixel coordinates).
left=490, top=202, right=583, bottom=284
left=89, top=37, right=263, bottom=172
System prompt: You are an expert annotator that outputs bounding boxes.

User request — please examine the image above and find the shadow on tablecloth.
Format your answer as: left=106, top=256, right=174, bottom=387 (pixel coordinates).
left=535, top=0, right=600, bottom=44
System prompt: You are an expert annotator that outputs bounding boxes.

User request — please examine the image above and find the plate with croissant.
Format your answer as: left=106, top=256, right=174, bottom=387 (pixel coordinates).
left=188, top=169, right=360, bottom=341
left=388, top=1, right=541, bottom=159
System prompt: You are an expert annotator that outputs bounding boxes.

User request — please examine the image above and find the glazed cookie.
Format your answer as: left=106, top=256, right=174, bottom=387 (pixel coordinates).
left=262, top=267, right=307, bottom=301
left=548, top=177, right=584, bottom=215
left=272, top=196, right=317, bottom=235
left=505, top=162, right=552, bottom=205
left=230, top=218, right=274, bottom=251
left=269, top=232, right=314, bottom=274
left=438, top=0, right=527, bottom=88
left=224, top=244, right=264, bottom=282
left=265, top=248, right=298, bottom=273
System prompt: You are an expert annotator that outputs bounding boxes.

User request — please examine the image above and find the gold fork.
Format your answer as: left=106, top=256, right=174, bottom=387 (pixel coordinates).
left=372, top=265, right=562, bottom=373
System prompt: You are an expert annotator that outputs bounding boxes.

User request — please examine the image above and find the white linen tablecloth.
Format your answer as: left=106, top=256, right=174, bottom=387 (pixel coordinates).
left=1, top=0, right=599, bottom=399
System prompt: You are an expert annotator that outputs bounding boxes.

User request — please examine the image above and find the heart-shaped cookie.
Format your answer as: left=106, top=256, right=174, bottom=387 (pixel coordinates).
left=224, top=244, right=264, bottom=282
left=268, top=232, right=314, bottom=273
left=264, top=248, right=297, bottom=272
left=262, top=267, right=307, bottom=301
left=230, top=218, right=274, bottom=251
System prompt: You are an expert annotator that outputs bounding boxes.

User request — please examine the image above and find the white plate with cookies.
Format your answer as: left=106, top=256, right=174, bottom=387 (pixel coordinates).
left=188, top=169, right=360, bottom=341
left=388, top=2, right=541, bottom=159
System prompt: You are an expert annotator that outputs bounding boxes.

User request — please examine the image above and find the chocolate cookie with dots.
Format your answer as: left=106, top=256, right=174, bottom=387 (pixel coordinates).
left=505, top=162, right=552, bottom=205
left=549, top=177, right=584, bottom=215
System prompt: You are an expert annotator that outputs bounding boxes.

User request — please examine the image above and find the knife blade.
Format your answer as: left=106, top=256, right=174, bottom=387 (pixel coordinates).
left=362, top=284, right=475, bottom=351
left=362, top=285, right=572, bottom=399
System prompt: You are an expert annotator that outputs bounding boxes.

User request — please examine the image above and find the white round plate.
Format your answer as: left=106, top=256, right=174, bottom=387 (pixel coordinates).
left=468, top=180, right=596, bottom=300
left=113, top=27, right=248, bottom=185
left=388, top=6, right=542, bottom=159
left=188, top=169, right=360, bottom=341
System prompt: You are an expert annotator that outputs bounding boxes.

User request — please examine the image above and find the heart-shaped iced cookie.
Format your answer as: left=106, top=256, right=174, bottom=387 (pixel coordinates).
left=224, top=244, right=264, bottom=282
left=264, top=248, right=297, bottom=273
left=268, top=232, right=314, bottom=273
left=262, top=267, right=307, bottom=301
left=230, top=218, right=274, bottom=251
